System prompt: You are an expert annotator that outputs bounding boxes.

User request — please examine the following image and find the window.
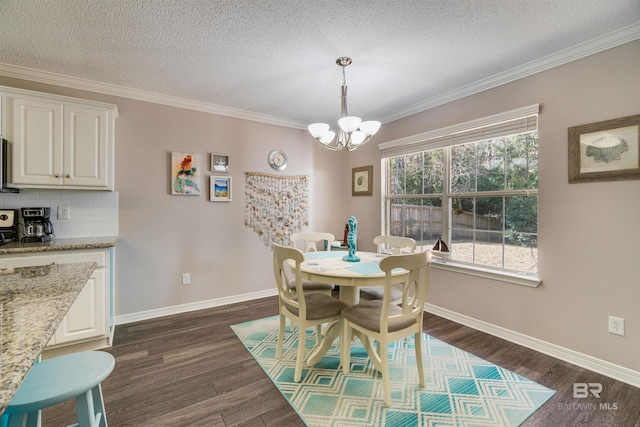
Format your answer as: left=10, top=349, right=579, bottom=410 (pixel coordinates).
left=380, top=105, right=539, bottom=278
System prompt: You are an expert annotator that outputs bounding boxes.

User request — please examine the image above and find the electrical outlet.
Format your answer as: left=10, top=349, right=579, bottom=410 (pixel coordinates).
left=608, top=316, right=624, bottom=336
left=57, top=206, right=70, bottom=220
left=182, top=273, right=191, bottom=285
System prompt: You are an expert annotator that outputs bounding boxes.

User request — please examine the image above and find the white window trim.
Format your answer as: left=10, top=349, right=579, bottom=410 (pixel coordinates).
left=379, top=104, right=539, bottom=156
left=431, top=259, right=541, bottom=287
left=380, top=104, right=541, bottom=286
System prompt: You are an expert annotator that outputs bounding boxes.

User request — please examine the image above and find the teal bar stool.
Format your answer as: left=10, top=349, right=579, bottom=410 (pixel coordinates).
left=3, top=351, right=115, bottom=427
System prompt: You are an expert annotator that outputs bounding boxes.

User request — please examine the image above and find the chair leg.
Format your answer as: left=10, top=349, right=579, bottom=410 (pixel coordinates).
left=315, top=324, right=322, bottom=346
left=92, top=384, right=109, bottom=427
left=294, top=326, right=306, bottom=382
left=341, top=320, right=351, bottom=374
left=415, top=332, right=425, bottom=388
left=76, top=388, right=97, bottom=427
left=7, top=412, right=40, bottom=427
left=379, top=338, right=392, bottom=406
left=276, top=314, right=285, bottom=359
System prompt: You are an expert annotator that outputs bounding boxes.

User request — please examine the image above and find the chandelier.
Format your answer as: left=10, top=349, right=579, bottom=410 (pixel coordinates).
left=308, top=57, right=381, bottom=151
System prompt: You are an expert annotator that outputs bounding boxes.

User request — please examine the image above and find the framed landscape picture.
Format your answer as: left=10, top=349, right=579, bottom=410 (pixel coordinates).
left=568, top=114, right=640, bottom=183
left=210, top=176, right=232, bottom=201
left=352, top=165, right=373, bottom=196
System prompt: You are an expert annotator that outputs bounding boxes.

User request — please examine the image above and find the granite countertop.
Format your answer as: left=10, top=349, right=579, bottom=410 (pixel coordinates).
left=0, top=261, right=97, bottom=414
left=0, top=236, right=117, bottom=255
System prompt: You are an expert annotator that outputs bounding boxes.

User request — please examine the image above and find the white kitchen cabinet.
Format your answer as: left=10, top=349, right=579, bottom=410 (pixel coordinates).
left=0, top=85, right=117, bottom=190
left=0, top=248, right=113, bottom=355
left=52, top=267, right=106, bottom=346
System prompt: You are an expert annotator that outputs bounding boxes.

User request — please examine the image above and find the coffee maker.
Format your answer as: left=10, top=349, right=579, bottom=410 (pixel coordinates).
left=0, top=209, right=19, bottom=245
left=21, top=207, right=55, bottom=243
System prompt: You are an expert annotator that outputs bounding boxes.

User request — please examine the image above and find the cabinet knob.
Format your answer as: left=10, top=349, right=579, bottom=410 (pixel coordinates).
left=65, top=174, right=70, bottom=178
left=54, top=174, right=60, bottom=178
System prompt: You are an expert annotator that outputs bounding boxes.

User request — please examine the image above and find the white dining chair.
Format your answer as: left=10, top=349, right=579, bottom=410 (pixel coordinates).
left=341, top=250, right=431, bottom=406
left=289, top=232, right=336, bottom=296
left=273, top=243, right=347, bottom=382
left=359, top=235, right=417, bottom=302
left=288, top=232, right=337, bottom=344
left=290, top=231, right=335, bottom=252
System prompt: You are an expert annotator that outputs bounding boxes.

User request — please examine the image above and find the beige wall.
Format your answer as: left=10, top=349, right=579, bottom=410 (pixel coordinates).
left=1, top=40, right=638, bottom=373
left=345, top=40, right=640, bottom=371
left=0, top=75, right=349, bottom=316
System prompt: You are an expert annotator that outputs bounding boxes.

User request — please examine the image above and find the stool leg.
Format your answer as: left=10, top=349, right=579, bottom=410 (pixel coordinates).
left=91, top=384, right=108, bottom=427
left=76, top=389, right=97, bottom=427
left=6, top=411, right=40, bottom=427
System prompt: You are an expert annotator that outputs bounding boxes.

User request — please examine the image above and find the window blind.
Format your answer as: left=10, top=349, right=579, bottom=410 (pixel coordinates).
left=379, top=104, right=539, bottom=158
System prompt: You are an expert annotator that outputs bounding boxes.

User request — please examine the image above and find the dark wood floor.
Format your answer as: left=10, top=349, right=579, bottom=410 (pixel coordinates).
left=43, top=295, right=640, bottom=426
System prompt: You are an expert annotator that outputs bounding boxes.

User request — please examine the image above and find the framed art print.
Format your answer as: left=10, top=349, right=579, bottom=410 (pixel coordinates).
left=568, top=114, right=640, bottom=183
left=211, top=153, right=229, bottom=172
left=352, top=165, right=373, bottom=196
left=210, top=176, right=232, bottom=201
left=171, top=152, right=201, bottom=195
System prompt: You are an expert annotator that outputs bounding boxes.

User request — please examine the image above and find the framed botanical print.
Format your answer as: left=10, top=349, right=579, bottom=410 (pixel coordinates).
left=352, top=165, right=373, bottom=196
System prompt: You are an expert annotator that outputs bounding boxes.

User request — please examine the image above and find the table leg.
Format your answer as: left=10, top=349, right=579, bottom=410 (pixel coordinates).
left=339, top=286, right=359, bottom=306
left=356, top=332, right=382, bottom=371
left=307, top=320, right=340, bottom=366
left=307, top=284, right=361, bottom=366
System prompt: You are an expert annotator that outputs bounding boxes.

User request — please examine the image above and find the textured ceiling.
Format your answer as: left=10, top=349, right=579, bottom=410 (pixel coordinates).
left=1, top=1, right=639, bottom=128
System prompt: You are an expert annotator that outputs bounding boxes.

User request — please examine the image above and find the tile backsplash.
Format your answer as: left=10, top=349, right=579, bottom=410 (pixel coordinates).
left=0, top=190, right=118, bottom=238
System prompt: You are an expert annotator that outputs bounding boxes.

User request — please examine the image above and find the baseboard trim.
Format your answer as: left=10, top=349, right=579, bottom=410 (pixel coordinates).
left=115, top=288, right=278, bottom=325
left=424, top=303, right=640, bottom=388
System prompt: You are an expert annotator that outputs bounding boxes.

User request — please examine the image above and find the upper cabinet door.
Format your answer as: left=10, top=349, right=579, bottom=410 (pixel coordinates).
left=2, top=85, right=117, bottom=190
left=64, top=104, right=110, bottom=188
left=12, top=96, right=64, bottom=186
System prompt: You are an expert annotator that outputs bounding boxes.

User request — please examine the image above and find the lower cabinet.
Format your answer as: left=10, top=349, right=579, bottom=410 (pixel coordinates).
left=0, top=248, right=113, bottom=357
left=50, top=267, right=106, bottom=346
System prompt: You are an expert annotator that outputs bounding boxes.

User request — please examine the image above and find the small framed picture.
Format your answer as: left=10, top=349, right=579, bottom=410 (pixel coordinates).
left=210, top=176, right=232, bottom=201
left=352, top=165, right=373, bottom=196
left=568, top=114, right=640, bottom=183
left=210, top=153, right=229, bottom=172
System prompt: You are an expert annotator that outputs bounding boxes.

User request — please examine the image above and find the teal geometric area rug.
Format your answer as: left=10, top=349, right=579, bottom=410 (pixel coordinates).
left=231, top=316, right=555, bottom=427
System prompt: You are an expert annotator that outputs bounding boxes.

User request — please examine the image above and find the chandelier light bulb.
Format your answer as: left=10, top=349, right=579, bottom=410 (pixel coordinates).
left=359, top=120, right=381, bottom=136
left=319, top=131, right=336, bottom=145
left=338, top=116, right=362, bottom=133
left=308, top=123, right=330, bottom=139
left=308, top=57, right=381, bottom=151
left=350, top=131, right=367, bottom=146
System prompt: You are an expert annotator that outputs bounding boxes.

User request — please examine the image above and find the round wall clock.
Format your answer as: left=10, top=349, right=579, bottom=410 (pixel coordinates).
left=268, top=149, right=288, bottom=171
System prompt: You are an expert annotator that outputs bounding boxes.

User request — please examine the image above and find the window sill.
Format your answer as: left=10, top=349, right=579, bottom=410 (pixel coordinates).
left=431, top=259, right=541, bottom=288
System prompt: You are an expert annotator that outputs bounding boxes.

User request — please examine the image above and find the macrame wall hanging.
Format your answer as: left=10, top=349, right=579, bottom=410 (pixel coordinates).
left=244, top=172, right=309, bottom=248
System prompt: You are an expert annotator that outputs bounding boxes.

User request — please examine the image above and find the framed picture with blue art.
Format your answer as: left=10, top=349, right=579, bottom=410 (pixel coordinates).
left=171, top=152, right=201, bottom=195
left=210, top=176, right=232, bottom=201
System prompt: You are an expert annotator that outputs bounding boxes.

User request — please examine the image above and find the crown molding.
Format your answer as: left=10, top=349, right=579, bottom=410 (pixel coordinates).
left=1, top=22, right=638, bottom=129
left=0, top=63, right=307, bottom=130
left=382, top=22, right=640, bottom=123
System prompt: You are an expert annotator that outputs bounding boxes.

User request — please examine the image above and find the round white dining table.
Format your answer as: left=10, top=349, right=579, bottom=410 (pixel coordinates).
left=289, top=250, right=410, bottom=365
left=298, top=250, right=409, bottom=305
